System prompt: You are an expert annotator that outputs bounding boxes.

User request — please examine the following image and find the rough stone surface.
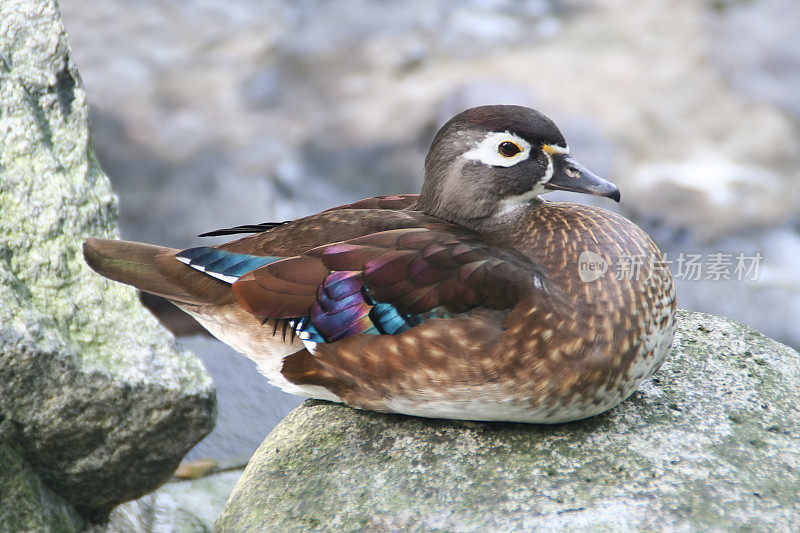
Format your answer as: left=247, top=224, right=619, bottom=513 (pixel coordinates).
left=216, top=310, right=800, bottom=532
left=0, top=0, right=215, bottom=522
left=0, top=422, right=85, bottom=533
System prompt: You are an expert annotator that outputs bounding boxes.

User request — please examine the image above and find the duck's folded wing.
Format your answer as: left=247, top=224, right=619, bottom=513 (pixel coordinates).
left=85, top=208, right=432, bottom=307
left=230, top=226, right=546, bottom=343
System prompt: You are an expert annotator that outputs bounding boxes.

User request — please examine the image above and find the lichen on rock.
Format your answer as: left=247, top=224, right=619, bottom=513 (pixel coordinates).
left=0, top=0, right=215, bottom=525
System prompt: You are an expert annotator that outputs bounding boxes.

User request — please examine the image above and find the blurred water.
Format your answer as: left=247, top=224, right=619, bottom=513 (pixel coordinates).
left=178, top=335, right=302, bottom=464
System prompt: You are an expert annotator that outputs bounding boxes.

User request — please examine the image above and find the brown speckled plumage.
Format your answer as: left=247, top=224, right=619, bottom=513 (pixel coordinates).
left=273, top=201, right=675, bottom=422
left=83, top=105, right=676, bottom=423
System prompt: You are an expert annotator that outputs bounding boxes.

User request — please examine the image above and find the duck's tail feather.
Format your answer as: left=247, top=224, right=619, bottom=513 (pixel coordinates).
left=83, top=238, right=230, bottom=306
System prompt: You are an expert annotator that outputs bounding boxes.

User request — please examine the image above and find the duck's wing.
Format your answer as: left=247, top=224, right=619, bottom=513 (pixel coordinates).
left=199, top=194, right=420, bottom=237
left=211, top=223, right=551, bottom=406
left=83, top=208, right=430, bottom=306
left=226, top=225, right=546, bottom=343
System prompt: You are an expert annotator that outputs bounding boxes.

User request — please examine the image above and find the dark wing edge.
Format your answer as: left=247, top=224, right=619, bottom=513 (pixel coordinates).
left=199, top=222, right=285, bottom=237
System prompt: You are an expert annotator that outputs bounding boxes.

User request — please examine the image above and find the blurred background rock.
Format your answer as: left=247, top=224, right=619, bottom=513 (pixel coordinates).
left=58, top=0, right=800, bottom=466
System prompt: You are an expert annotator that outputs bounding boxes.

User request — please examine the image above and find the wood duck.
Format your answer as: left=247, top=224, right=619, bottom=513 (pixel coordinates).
left=84, top=105, right=676, bottom=424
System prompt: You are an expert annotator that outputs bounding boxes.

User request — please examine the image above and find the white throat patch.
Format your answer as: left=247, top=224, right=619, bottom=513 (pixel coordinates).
left=462, top=131, right=532, bottom=168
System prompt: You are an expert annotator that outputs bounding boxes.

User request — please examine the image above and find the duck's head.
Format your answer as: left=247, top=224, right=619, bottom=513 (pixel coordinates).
left=416, top=105, right=620, bottom=228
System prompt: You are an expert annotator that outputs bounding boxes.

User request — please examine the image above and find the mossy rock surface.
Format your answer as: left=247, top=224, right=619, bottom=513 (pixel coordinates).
left=0, top=423, right=85, bottom=532
left=217, top=310, right=800, bottom=532
left=0, top=0, right=215, bottom=524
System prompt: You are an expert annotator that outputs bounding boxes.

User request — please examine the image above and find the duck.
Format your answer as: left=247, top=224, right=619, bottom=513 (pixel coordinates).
left=84, top=105, right=676, bottom=424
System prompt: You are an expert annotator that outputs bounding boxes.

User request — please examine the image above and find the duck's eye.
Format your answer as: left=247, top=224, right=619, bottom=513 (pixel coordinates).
left=498, top=141, right=522, bottom=157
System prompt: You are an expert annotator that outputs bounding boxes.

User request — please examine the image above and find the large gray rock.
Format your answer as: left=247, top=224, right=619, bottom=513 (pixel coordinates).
left=0, top=422, right=85, bottom=532
left=216, top=310, right=800, bottom=531
left=0, top=0, right=215, bottom=524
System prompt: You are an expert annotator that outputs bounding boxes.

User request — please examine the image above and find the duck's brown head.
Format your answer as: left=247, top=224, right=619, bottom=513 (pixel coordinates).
left=416, top=105, right=620, bottom=228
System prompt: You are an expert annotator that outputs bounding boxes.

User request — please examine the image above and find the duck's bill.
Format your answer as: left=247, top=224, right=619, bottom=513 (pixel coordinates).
left=544, top=154, right=621, bottom=202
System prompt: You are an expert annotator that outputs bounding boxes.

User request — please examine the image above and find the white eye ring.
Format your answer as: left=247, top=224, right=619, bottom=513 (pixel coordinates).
left=463, top=131, right=532, bottom=167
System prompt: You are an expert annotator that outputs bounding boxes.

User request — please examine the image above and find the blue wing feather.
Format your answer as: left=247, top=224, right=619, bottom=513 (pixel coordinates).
left=369, top=303, right=412, bottom=335
left=176, top=246, right=282, bottom=283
